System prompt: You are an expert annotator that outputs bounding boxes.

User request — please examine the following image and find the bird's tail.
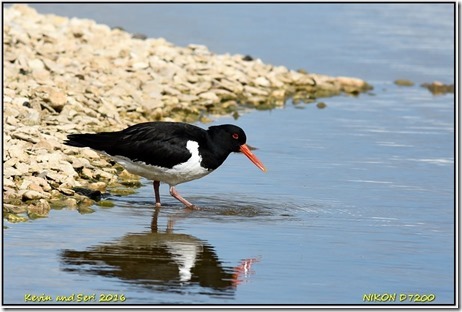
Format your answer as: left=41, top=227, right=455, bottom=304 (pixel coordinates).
left=64, top=133, right=116, bottom=150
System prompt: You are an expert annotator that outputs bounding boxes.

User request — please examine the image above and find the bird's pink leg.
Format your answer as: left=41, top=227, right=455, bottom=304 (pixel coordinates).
left=153, top=181, right=161, bottom=208
left=169, top=186, right=199, bottom=210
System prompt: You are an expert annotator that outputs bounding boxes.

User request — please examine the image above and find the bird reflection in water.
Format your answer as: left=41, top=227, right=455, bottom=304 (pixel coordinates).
left=60, top=208, right=259, bottom=297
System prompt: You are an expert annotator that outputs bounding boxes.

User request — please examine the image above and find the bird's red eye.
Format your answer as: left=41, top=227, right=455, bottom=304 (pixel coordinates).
left=232, top=133, right=239, bottom=140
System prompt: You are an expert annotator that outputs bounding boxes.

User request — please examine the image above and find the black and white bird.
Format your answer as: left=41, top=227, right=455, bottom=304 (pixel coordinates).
left=64, top=122, right=266, bottom=209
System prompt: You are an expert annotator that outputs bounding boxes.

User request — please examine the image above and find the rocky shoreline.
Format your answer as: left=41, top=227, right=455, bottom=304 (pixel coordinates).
left=3, top=4, right=373, bottom=222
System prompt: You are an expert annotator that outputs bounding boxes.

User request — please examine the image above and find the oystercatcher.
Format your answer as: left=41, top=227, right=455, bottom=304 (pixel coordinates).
left=64, top=122, right=266, bottom=209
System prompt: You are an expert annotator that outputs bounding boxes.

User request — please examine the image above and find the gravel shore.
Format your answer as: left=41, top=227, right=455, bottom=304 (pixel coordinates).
left=3, top=4, right=372, bottom=222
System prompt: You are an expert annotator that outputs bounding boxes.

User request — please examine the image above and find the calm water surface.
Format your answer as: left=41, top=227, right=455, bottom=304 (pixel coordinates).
left=4, top=4, right=454, bottom=305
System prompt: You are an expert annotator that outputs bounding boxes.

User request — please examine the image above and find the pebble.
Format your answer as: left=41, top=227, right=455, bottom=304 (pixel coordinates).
left=81, top=167, right=94, bottom=179
left=421, top=81, right=454, bottom=95
left=21, top=190, right=51, bottom=201
left=4, top=167, right=21, bottom=177
left=11, top=132, right=40, bottom=144
left=3, top=4, right=373, bottom=222
left=4, top=204, right=27, bottom=214
left=58, top=186, right=75, bottom=196
left=65, top=198, right=78, bottom=208
left=80, top=149, right=100, bottom=160
left=4, top=178, right=16, bottom=188
left=34, top=139, right=54, bottom=151
left=45, top=172, right=68, bottom=184
left=394, top=79, right=415, bottom=87
left=254, top=76, right=271, bottom=87
left=15, top=162, right=30, bottom=175
left=88, top=182, right=107, bottom=192
left=27, top=199, right=51, bottom=218
left=29, top=176, right=52, bottom=191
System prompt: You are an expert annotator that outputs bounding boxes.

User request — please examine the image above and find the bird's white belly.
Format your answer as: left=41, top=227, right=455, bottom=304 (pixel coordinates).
left=111, top=141, right=211, bottom=186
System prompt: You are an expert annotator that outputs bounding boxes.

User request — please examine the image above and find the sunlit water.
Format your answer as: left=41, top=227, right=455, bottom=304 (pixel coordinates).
left=4, top=4, right=454, bottom=305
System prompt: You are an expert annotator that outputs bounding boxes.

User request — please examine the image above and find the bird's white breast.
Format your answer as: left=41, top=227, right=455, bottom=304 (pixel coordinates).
left=111, top=140, right=211, bottom=186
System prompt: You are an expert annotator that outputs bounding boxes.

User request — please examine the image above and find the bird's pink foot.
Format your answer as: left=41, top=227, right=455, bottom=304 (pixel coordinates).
left=169, top=186, right=199, bottom=210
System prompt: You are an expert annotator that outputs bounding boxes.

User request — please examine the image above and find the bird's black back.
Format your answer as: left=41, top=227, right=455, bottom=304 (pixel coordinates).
left=65, top=122, right=208, bottom=169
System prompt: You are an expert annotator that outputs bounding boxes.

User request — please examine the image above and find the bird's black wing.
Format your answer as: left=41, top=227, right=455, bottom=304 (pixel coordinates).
left=65, top=122, right=208, bottom=169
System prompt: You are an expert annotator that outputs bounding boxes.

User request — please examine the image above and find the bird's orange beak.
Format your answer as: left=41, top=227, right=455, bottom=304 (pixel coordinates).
left=239, top=144, right=267, bottom=172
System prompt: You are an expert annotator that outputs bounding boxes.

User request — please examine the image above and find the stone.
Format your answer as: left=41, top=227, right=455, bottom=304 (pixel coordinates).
left=65, top=198, right=78, bottom=208
left=91, top=159, right=110, bottom=168
left=270, top=89, right=286, bottom=99
left=37, top=152, right=63, bottom=163
left=243, top=85, right=269, bottom=96
left=4, top=204, right=27, bottom=214
left=4, top=167, right=21, bottom=177
left=58, top=186, right=75, bottom=196
left=48, top=89, right=67, bottom=111
left=198, top=91, right=220, bottom=103
left=394, top=79, right=415, bottom=87
left=4, top=213, right=29, bottom=223
left=94, top=169, right=115, bottom=180
left=19, top=180, right=43, bottom=193
left=60, top=176, right=80, bottom=189
left=131, top=62, right=149, bottom=70
left=34, top=139, right=54, bottom=151
left=3, top=187, right=19, bottom=200
left=28, top=59, right=45, bottom=71
left=118, top=169, right=139, bottom=180
left=21, top=190, right=50, bottom=201
left=71, top=157, right=92, bottom=169
left=58, top=161, right=78, bottom=177
left=28, top=161, right=43, bottom=175
left=29, top=176, right=52, bottom=191
left=88, top=181, right=107, bottom=191
left=11, top=131, right=40, bottom=144
left=254, top=76, right=271, bottom=87
left=15, top=162, right=30, bottom=175
left=27, top=199, right=51, bottom=217
left=80, top=148, right=100, bottom=159
left=81, top=167, right=93, bottom=179
left=421, top=81, right=454, bottom=94
left=4, top=178, right=16, bottom=188
left=45, top=171, right=68, bottom=183
left=337, top=76, right=367, bottom=88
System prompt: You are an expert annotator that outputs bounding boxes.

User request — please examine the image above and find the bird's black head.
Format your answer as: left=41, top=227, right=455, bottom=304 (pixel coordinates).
left=206, top=124, right=266, bottom=172
left=207, top=124, right=247, bottom=153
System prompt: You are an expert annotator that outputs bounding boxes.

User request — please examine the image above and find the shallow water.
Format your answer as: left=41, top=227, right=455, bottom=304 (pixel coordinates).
left=4, top=3, right=455, bottom=305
